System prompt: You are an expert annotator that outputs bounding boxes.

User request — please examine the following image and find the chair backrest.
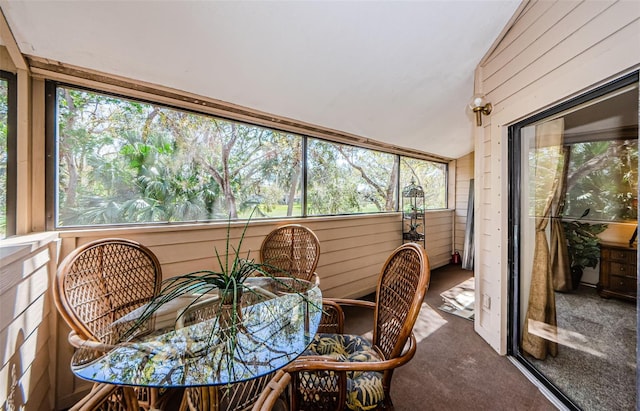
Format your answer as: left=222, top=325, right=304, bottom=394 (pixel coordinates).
left=372, top=242, right=430, bottom=361
left=259, top=224, right=320, bottom=282
left=53, top=238, right=162, bottom=345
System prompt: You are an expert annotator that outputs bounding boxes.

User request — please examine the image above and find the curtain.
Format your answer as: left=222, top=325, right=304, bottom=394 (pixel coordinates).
left=551, top=147, right=572, bottom=292
left=521, top=118, right=564, bottom=360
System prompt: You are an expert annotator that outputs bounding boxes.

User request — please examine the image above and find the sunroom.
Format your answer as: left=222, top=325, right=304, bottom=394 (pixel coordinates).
left=1, top=1, right=638, bottom=411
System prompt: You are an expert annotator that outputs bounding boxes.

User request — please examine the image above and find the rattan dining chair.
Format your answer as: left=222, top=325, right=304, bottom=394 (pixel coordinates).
left=260, top=224, right=321, bottom=284
left=69, top=384, right=140, bottom=411
left=250, top=370, right=291, bottom=411
left=285, top=242, right=431, bottom=411
left=53, top=238, right=164, bottom=411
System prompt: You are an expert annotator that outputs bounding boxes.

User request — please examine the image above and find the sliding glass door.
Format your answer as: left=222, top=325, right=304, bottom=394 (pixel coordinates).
left=509, top=73, right=639, bottom=410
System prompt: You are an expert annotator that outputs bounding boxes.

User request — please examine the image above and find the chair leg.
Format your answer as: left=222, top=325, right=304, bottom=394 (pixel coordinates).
left=252, top=370, right=291, bottom=411
left=70, top=384, right=140, bottom=411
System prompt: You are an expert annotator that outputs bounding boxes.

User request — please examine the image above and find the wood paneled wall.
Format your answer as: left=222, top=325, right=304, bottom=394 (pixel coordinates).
left=57, top=212, right=453, bottom=298
left=0, top=233, right=59, bottom=411
left=474, top=0, right=640, bottom=353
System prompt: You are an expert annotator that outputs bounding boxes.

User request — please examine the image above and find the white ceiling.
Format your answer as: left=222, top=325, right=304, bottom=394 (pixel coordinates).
left=0, top=1, right=521, bottom=159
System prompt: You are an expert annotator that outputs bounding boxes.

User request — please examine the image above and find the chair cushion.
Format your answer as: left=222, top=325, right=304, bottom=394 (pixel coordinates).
left=300, top=333, right=385, bottom=410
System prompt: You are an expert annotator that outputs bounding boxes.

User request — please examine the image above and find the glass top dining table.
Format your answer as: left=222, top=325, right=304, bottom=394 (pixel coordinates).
left=70, top=277, right=322, bottom=388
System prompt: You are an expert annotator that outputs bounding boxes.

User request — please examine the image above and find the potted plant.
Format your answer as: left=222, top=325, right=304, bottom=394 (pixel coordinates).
left=562, top=208, right=607, bottom=290
left=122, top=209, right=308, bottom=341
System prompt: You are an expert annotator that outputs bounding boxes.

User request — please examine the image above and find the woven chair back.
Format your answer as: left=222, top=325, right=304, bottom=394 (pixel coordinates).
left=259, top=224, right=320, bottom=282
left=53, top=238, right=162, bottom=345
left=373, top=242, right=430, bottom=361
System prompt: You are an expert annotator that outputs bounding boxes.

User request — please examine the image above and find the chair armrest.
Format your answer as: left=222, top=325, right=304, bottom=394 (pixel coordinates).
left=323, top=298, right=376, bottom=310
left=68, top=330, right=115, bottom=352
left=286, top=333, right=417, bottom=373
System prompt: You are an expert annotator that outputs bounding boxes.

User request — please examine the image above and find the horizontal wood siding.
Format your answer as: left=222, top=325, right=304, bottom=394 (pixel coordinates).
left=474, top=0, right=640, bottom=354
left=0, top=233, right=58, bottom=411
left=57, top=212, right=454, bottom=296
left=424, top=210, right=454, bottom=269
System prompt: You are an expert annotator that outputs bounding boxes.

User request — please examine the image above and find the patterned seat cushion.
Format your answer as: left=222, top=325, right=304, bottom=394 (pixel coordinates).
left=299, top=333, right=385, bottom=410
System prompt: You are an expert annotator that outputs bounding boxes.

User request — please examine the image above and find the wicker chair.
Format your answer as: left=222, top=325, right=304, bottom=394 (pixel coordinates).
left=251, top=370, right=292, bottom=411
left=68, top=384, right=140, bottom=411
left=260, top=224, right=321, bottom=284
left=285, top=242, right=431, bottom=411
left=53, top=238, right=164, bottom=410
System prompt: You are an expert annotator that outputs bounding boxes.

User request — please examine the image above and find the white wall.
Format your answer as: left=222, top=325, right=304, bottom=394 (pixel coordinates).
left=473, top=0, right=640, bottom=354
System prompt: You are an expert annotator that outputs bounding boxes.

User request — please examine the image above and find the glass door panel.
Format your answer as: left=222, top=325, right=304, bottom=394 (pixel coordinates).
left=512, top=77, right=638, bottom=410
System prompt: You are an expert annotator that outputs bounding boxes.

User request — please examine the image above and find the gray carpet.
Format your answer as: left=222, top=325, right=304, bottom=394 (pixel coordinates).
left=528, top=286, right=637, bottom=411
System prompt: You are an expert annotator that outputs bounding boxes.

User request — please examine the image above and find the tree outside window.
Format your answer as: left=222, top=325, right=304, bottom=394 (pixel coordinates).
left=400, top=157, right=447, bottom=209
left=56, top=87, right=302, bottom=226
left=563, top=140, right=638, bottom=222
left=54, top=85, right=448, bottom=227
left=306, top=139, right=397, bottom=215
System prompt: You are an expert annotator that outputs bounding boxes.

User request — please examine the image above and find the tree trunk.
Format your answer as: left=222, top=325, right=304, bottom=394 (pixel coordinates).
left=287, top=155, right=301, bottom=216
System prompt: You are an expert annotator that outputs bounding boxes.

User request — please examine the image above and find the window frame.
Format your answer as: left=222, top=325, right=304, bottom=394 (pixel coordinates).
left=1, top=70, right=17, bottom=238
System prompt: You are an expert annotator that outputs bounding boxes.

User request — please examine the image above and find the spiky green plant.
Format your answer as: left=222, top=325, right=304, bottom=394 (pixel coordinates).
left=120, top=208, right=292, bottom=341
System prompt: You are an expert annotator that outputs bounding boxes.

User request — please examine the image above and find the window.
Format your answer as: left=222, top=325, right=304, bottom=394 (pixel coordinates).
left=400, top=157, right=447, bottom=209
left=49, top=83, right=448, bottom=227
left=307, top=139, right=398, bottom=215
left=53, top=85, right=302, bottom=227
left=0, top=71, right=16, bottom=238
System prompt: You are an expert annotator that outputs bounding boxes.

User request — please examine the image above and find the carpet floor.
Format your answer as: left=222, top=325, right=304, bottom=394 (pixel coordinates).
left=343, top=264, right=556, bottom=411
left=528, top=285, right=636, bottom=410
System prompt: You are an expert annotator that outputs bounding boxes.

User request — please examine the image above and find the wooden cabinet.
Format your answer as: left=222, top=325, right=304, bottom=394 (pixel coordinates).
left=597, top=242, right=637, bottom=302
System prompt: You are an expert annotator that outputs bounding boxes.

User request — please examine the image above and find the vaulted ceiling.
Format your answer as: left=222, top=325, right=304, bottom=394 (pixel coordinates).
left=0, top=1, right=521, bottom=159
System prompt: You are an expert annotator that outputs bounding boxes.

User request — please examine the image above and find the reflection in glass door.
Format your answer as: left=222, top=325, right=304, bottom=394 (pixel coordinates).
left=509, top=73, right=638, bottom=410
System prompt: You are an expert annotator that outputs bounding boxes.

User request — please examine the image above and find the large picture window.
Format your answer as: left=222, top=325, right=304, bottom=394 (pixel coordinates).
left=50, top=83, right=447, bottom=228
left=400, top=157, right=447, bottom=209
left=307, top=139, right=398, bottom=215
left=54, top=86, right=302, bottom=226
